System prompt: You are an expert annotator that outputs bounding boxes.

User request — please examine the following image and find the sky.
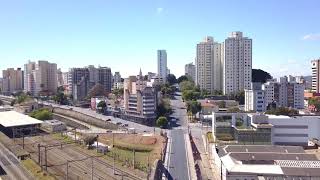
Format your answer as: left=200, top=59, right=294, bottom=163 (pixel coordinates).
left=0, top=0, right=320, bottom=78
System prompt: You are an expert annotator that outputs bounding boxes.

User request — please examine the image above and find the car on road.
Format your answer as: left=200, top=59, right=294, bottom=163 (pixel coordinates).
left=123, top=123, right=129, bottom=127
left=106, top=130, right=112, bottom=133
left=116, top=122, right=122, bottom=125
left=106, top=118, right=111, bottom=122
left=180, top=107, right=186, bottom=109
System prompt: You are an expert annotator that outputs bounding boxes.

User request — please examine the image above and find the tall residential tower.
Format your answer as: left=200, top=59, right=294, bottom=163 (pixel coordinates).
left=223, top=32, right=252, bottom=94
left=157, top=50, right=167, bottom=82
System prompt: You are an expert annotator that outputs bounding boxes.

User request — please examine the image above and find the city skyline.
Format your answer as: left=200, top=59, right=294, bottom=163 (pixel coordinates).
left=0, top=0, right=320, bottom=77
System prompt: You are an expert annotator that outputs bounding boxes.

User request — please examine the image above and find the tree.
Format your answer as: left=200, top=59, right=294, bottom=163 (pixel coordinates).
left=53, top=86, right=68, bottom=105
left=227, top=107, right=241, bottom=113
left=156, top=98, right=172, bottom=117
left=182, top=90, right=200, bottom=101
left=308, top=97, right=320, bottom=111
left=216, top=101, right=226, bottom=108
left=179, top=80, right=195, bottom=92
left=156, top=116, right=168, bottom=128
left=186, top=100, right=202, bottom=119
left=252, top=69, right=272, bottom=83
left=166, top=74, right=177, bottom=85
left=84, top=135, right=98, bottom=149
left=177, top=75, right=190, bottom=84
left=161, top=83, right=175, bottom=96
left=265, top=107, right=299, bottom=116
left=97, top=101, right=107, bottom=113
left=29, top=108, right=53, bottom=120
left=87, top=84, right=108, bottom=99
left=230, top=91, right=245, bottom=105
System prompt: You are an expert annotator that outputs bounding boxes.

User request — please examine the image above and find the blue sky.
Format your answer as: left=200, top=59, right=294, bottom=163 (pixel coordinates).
left=0, top=0, right=320, bottom=78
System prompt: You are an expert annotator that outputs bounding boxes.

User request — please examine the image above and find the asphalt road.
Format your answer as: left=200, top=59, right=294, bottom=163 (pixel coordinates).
left=166, top=93, right=190, bottom=180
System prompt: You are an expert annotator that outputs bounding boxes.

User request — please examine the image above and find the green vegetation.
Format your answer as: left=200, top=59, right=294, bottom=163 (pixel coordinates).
left=156, top=116, right=168, bottom=128
left=216, top=101, right=226, bottom=108
left=308, top=97, right=320, bottom=112
left=166, top=74, right=177, bottom=85
left=97, top=100, right=107, bottom=113
left=265, top=107, right=299, bottom=116
left=29, top=108, right=53, bottom=120
left=113, top=141, right=153, bottom=152
left=252, top=69, right=272, bottom=83
left=160, top=83, right=175, bottom=97
left=216, top=133, right=234, bottom=141
left=52, top=133, right=74, bottom=143
left=22, top=159, right=56, bottom=180
left=156, top=98, right=172, bottom=118
left=177, top=75, right=190, bottom=84
left=206, top=132, right=214, bottom=143
left=186, top=100, right=201, bottom=121
left=229, top=91, right=245, bottom=105
left=227, top=107, right=242, bottom=113
left=52, top=86, right=69, bottom=105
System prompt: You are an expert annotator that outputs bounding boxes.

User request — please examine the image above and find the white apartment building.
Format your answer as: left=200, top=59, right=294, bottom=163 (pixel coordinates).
left=157, top=50, right=167, bottom=82
left=263, top=76, right=304, bottom=109
left=223, top=32, right=252, bottom=94
left=311, top=59, right=320, bottom=93
left=244, top=83, right=265, bottom=112
left=24, top=60, right=58, bottom=96
left=1, top=68, right=24, bottom=95
left=196, top=36, right=222, bottom=93
left=184, top=62, right=196, bottom=81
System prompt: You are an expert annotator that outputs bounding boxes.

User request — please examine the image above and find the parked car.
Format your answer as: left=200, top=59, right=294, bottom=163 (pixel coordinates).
left=106, top=118, right=111, bottom=122
left=116, top=122, right=122, bottom=125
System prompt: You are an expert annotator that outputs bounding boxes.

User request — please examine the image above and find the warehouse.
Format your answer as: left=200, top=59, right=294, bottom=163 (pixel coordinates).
left=0, top=111, right=42, bottom=138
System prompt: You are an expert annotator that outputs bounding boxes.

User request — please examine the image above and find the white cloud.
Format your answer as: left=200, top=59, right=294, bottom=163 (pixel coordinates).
left=302, top=33, right=320, bottom=40
left=156, top=7, right=163, bottom=14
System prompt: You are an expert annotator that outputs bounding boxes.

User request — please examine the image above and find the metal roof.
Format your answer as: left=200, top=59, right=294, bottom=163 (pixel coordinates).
left=0, top=111, right=42, bottom=127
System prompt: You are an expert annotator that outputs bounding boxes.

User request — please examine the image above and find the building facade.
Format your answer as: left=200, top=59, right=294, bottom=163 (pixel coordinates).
left=1, top=68, right=24, bottom=95
left=113, top=72, right=121, bottom=83
left=185, top=62, right=196, bottom=81
left=312, top=59, right=320, bottom=93
left=223, top=32, right=252, bottom=94
left=157, top=50, right=167, bottom=83
left=24, top=61, right=57, bottom=96
left=196, top=36, right=222, bottom=93
left=123, top=76, right=156, bottom=125
left=263, top=76, right=304, bottom=109
left=244, top=83, right=266, bottom=112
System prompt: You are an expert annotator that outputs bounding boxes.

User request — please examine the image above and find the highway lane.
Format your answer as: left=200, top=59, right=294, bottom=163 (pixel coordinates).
left=165, top=93, right=190, bottom=180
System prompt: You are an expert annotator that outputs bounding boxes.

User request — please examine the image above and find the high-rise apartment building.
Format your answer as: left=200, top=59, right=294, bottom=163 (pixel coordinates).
left=223, top=32, right=252, bottom=94
left=113, top=72, right=122, bottom=83
left=1, top=68, right=24, bottom=95
left=245, top=83, right=266, bottom=112
left=24, top=60, right=57, bottom=96
left=69, top=66, right=112, bottom=101
left=311, top=59, right=320, bottom=93
left=157, top=50, right=167, bottom=82
left=185, top=62, right=196, bottom=81
left=263, top=76, right=304, bottom=109
left=123, top=75, right=156, bottom=124
left=196, top=36, right=222, bottom=92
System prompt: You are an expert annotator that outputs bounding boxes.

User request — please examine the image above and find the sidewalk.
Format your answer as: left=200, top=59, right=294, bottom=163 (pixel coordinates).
left=190, top=128, right=220, bottom=180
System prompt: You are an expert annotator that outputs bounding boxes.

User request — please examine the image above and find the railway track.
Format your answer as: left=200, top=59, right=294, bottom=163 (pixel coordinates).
left=15, top=135, right=144, bottom=180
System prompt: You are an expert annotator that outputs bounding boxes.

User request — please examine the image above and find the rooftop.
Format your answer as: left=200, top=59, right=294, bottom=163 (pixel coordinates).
left=0, top=111, right=42, bottom=127
left=219, top=145, right=320, bottom=177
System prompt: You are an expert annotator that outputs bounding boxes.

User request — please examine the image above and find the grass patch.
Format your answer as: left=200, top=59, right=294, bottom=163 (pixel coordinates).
left=22, top=159, right=55, bottom=180
left=206, top=132, right=214, bottom=143
left=216, top=133, right=234, bottom=141
left=51, top=133, right=74, bottom=143
left=113, top=141, right=153, bottom=152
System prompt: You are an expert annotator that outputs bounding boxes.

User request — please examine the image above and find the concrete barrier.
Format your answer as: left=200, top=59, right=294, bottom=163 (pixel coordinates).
left=52, top=114, right=89, bottom=130
left=51, top=107, right=118, bottom=130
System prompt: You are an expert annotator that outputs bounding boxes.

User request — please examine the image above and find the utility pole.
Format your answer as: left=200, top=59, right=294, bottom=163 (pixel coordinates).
left=91, top=157, right=94, bottom=180
left=74, top=128, right=77, bottom=143
left=66, top=161, right=69, bottom=180
left=113, top=152, right=115, bottom=175
left=96, top=135, right=99, bottom=153
left=147, top=155, right=150, bottom=180
left=22, top=134, right=25, bottom=149
left=44, top=146, right=48, bottom=171
left=38, top=144, right=41, bottom=167
left=133, top=149, right=135, bottom=169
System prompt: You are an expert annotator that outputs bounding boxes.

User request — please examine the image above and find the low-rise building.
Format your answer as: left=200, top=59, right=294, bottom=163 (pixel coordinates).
left=214, top=145, right=320, bottom=180
left=42, top=120, right=67, bottom=132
